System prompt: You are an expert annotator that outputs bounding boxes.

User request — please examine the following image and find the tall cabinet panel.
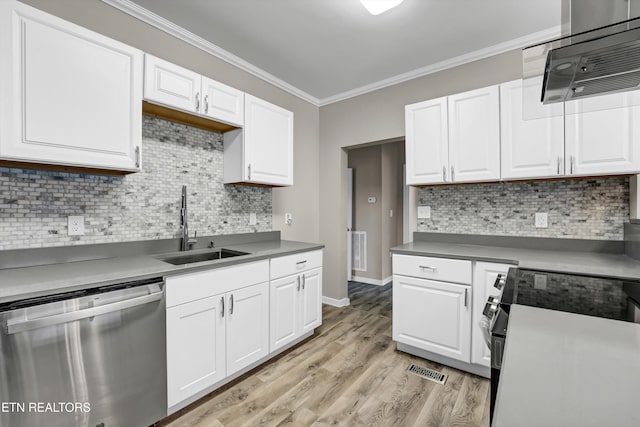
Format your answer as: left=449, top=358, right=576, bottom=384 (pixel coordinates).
left=448, top=86, right=501, bottom=183
left=405, top=97, right=449, bottom=185
left=500, top=79, right=565, bottom=180
left=0, top=1, right=143, bottom=172
left=565, top=91, right=640, bottom=176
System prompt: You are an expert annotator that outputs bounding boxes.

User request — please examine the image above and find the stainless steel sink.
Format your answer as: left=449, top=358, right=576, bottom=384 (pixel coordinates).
left=159, top=248, right=249, bottom=265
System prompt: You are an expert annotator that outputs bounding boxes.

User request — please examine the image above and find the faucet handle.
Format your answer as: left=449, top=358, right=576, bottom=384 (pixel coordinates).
left=188, top=230, right=198, bottom=245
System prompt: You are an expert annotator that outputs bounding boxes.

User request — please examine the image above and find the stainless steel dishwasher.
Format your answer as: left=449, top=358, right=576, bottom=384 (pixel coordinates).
left=0, top=277, right=167, bottom=427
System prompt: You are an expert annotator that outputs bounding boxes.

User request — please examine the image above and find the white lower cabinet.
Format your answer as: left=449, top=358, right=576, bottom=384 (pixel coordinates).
left=269, top=251, right=323, bottom=353
left=166, top=294, right=226, bottom=407
left=471, top=262, right=513, bottom=368
left=392, top=274, right=471, bottom=362
left=226, top=282, right=269, bottom=376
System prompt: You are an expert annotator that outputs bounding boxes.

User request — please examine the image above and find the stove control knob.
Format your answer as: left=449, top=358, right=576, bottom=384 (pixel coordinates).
left=483, top=300, right=499, bottom=320
left=493, top=274, right=506, bottom=290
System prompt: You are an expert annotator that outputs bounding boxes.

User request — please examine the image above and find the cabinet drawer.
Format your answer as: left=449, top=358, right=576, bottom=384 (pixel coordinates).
left=270, top=250, right=322, bottom=280
left=392, top=254, right=471, bottom=284
left=166, top=260, right=269, bottom=308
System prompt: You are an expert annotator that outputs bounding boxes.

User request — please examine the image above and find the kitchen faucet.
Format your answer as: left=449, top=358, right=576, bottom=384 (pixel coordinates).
left=180, top=185, right=197, bottom=251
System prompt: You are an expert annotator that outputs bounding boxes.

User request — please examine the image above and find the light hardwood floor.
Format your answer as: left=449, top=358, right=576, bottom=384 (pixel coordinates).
left=161, top=281, right=490, bottom=427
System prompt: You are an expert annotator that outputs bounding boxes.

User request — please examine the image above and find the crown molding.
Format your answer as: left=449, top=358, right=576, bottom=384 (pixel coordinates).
left=317, top=25, right=562, bottom=106
left=100, top=0, right=560, bottom=108
left=100, top=0, right=321, bottom=106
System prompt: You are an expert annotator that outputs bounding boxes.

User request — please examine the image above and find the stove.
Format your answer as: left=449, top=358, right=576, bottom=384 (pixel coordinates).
left=483, top=267, right=640, bottom=424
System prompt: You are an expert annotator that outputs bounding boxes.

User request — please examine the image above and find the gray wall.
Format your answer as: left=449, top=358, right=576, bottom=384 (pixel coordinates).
left=0, top=116, right=271, bottom=250
left=21, top=0, right=320, bottom=245
left=380, top=142, right=404, bottom=280
left=320, top=50, right=523, bottom=301
left=417, top=177, right=629, bottom=240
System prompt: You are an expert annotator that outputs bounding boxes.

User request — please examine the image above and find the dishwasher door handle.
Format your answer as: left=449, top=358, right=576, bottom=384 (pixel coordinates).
left=5, top=288, right=164, bottom=335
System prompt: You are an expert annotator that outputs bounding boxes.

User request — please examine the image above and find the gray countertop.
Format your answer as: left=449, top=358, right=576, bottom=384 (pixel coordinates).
left=0, top=239, right=323, bottom=305
left=493, top=305, right=640, bottom=427
left=390, top=240, right=640, bottom=280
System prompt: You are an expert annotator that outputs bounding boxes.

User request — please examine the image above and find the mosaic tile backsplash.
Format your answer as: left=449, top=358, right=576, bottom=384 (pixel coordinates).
left=0, top=116, right=272, bottom=250
left=417, top=177, right=629, bottom=240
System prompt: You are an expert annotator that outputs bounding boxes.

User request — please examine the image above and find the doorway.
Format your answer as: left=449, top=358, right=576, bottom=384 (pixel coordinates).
left=346, top=140, right=405, bottom=287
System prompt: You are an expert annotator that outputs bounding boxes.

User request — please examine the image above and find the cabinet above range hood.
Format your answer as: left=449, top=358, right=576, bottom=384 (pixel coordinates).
left=537, top=0, right=640, bottom=104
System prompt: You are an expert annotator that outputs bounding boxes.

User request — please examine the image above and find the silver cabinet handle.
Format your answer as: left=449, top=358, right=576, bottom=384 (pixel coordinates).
left=296, top=260, right=307, bottom=268
left=221, top=296, right=225, bottom=318
left=570, top=155, right=575, bottom=174
left=195, top=92, right=200, bottom=111
left=451, top=165, right=455, bottom=182
left=557, top=156, right=560, bottom=175
left=135, top=146, right=141, bottom=168
left=204, top=95, right=209, bottom=114
left=230, top=294, right=234, bottom=315
left=419, top=265, right=437, bottom=272
left=6, top=289, right=163, bottom=335
left=442, top=165, right=447, bottom=182
left=297, top=276, right=301, bottom=291
left=464, top=288, right=469, bottom=308
left=302, top=274, right=306, bottom=290
left=248, top=164, right=252, bottom=180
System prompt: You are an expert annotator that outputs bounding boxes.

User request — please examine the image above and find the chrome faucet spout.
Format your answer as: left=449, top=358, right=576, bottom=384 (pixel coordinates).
left=180, top=185, right=197, bottom=251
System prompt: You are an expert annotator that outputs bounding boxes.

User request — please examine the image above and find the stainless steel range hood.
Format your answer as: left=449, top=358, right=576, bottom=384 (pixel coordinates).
left=540, top=0, right=640, bottom=104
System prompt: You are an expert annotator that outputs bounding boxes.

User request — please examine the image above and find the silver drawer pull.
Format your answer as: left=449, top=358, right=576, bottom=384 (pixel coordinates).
left=419, top=265, right=437, bottom=272
left=296, top=260, right=307, bottom=268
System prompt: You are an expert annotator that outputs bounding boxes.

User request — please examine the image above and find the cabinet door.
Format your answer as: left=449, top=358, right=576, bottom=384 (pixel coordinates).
left=226, top=282, right=270, bottom=376
left=144, top=54, right=201, bottom=114
left=405, top=97, right=449, bottom=185
left=0, top=2, right=142, bottom=171
left=500, top=79, right=565, bottom=180
left=448, top=86, right=501, bottom=183
left=244, top=94, right=294, bottom=186
left=201, top=76, right=244, bottom=126
left=166, top=294, right=226, bottom=408
left=392, top=275, right=471, bottom=362
left=471, top=262, right=513, bottom=367
left=565, top=91, right=640, bottom=176
left=301, top=267, right=323, bottom=335
left=269, top=274, right=300, bottom=352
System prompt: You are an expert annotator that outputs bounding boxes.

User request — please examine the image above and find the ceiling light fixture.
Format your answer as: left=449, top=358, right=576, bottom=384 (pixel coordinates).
left=360, top=0, right=404, bottom=15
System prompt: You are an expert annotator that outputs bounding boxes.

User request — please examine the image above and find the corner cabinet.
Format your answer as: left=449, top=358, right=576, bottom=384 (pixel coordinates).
left=224, top=95, right=294, bottom=186
left=269, top=250, right=323, bottom=352
left=0, top=0, right=143, bottom=173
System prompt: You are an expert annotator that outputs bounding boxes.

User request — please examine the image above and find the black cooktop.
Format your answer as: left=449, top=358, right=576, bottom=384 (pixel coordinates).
left=501, top=268, right=640, bottom=322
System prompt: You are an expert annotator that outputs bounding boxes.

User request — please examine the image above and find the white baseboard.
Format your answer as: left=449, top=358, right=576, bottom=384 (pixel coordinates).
left=322, top=296, right=350, bottom=307
left=351, top=275, right=393, bottom=286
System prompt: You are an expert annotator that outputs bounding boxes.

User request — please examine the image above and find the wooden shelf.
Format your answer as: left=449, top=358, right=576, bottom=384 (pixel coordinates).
left=142, top=101, right=239, bottom=133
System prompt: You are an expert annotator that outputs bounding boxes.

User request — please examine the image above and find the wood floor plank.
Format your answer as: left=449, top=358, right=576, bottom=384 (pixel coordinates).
left=163, top=281, right=490, bottom=427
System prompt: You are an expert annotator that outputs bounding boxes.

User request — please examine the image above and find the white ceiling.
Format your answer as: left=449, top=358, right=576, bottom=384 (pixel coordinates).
left=115, top=0, right=561, bottom=105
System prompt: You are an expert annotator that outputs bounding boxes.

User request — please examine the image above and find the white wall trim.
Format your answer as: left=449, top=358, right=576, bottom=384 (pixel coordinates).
left=317, top=25, right=562, bottom=106
left=100, top=0, right=321, bottom=106
left=322, top=296, right=350, bottom=307
left=99, top=0, right=560, bottom=108
left=351, top=275, right=392, bottom=286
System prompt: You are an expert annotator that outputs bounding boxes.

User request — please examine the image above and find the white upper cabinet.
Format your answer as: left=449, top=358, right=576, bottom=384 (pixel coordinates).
left=144, top=55, right=201, bottom=114
left=224, top=94, right=294, bottom=186
left=144, top=54, right=244, bottom=127
left=0, top=1, right=143, bottom=172
left=405, top=97, right=449, bottom=185
left=448, top=86, right=501, bottom=183
left=565, top=91, right=640, bottom=176
left=500, top=79, right=565, bottom=180
left=201, top=76, right=244, bottom=126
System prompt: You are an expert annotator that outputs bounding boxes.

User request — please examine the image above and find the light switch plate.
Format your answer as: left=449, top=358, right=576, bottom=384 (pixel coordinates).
left=68, top=216, right=85, bottom=236
left=535, top=212, right=548, bottom=228
left=249, top=213, right=257, bottom=225
left=417, top=206, right=431, bottom=219
left=284, top=212, right=293, bottom=225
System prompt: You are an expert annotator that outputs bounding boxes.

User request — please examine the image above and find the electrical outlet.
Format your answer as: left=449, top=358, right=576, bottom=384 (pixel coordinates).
left=418, top=206, right=431, bottom=219
left=284, top=213, right=293, bottom=225
left=68, top=216, right=85, bottom=236
left=249, top=213, right=257, bottom=226
left=535, top=212, right=548, bottom=228
left=534, top=274, right=548, bottom=290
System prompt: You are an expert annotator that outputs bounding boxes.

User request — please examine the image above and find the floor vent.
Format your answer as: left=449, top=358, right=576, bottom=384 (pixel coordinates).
left=407, top=364, right=447, bottom=385
left=352, top=231, right=367, bottom=271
